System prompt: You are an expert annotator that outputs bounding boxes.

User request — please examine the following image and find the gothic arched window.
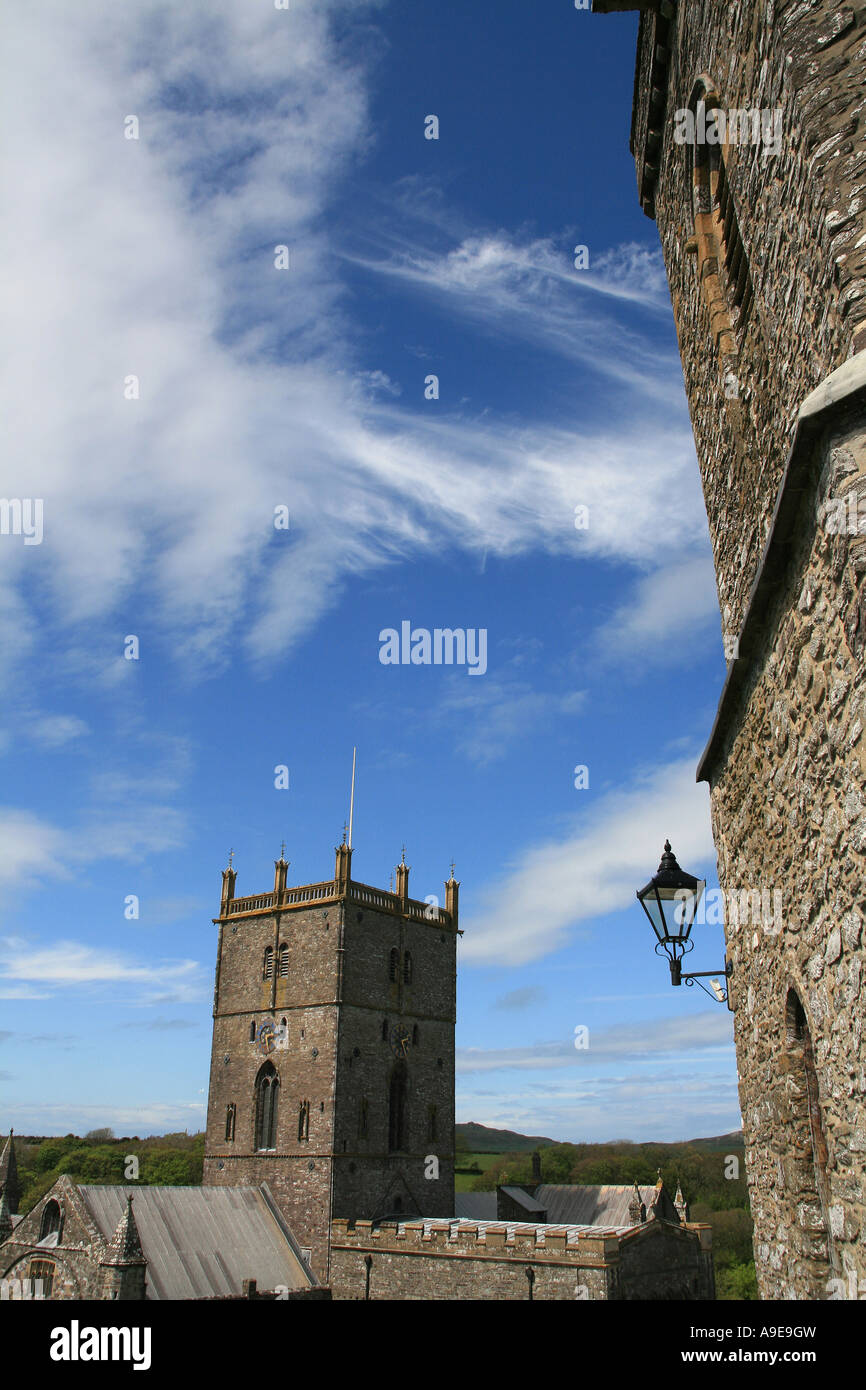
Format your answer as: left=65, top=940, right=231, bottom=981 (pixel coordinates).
left=249, top=1019, right=256, bottom=1042
left=254, top=1061, right=279, bottom=1151
left=278, top=944, right=289, bottom=978
left=403, top=952, right=413, bottom=984
left=225, top=1103, right=236, bottom=1142
left=39, top=1200, right=62, bottom=1243
left=388, top=948, right=399, bottom=983
left=388, top=1062, right=408, bottom=1153
left=684, top=80, right=756, bottom=396
left=263, top=946, right=274, bottom=981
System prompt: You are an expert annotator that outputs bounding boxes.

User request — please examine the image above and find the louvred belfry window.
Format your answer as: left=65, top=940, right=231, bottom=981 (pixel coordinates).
left=263, top=946, right=274, bottom=980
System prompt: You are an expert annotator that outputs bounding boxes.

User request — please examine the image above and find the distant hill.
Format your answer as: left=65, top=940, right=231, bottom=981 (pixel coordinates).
left=456, top=1122, right=744, bottom=1154
left=456, top=1122, right=558, bottom=1153
left=681, top=1132, right=744, bottom=1152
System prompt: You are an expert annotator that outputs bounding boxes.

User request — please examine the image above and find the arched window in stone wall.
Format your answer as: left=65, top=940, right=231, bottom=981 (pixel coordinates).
left=715, top=153, right=753, bottom=332
left=254, top=1061, right=279, bottom=1151
left=388, top=948, right=399, bottom=983
left=262, top=946, right=274, bottom=981
left=225, top=1103, right=236, bottom=1142
left=39, top=1200, right=62, bottom=1243
left=278, top=943, right=289, bottom=978
left=784, top=987, right=834, bottom=1278
left=684, top=79, right=755, bottom=400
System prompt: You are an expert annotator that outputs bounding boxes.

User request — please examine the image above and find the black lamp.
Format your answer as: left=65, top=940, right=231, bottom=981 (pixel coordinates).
left=637, top=841, right=731, bottom=1002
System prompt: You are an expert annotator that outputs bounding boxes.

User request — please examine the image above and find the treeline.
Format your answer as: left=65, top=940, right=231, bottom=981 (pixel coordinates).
left=12, top=1130, right=205, bottom=1213
left=11, top=1128, right=757, bottom=1300
left=469, top=1140, right=749, bottom=1211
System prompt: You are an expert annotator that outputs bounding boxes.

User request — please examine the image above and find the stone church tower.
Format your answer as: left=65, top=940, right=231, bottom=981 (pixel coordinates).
left=594, top=2, right=866, bottom=1298
left=203, top=839, right=458, bottom=1282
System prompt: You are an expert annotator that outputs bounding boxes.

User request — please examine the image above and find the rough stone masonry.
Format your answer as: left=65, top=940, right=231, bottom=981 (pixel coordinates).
left=594, top=0, right=866, bottom=1299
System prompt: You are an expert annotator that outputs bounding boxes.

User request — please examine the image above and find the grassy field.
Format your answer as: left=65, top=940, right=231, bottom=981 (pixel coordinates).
left=454, top=1153, right=502, bottom=1192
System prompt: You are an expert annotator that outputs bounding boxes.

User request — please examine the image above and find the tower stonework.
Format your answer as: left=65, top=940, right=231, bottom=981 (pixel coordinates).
left=203, top=841, right=457, bottom=1283
left=595, top=2, right=866, bottom=1298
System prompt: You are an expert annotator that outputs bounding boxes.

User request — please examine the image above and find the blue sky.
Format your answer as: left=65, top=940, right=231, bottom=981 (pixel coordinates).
left=0, top=0, right=740, bottom=1143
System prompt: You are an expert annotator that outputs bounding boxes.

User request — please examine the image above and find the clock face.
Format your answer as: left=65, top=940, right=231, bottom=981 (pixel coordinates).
left=257, top=1021, right=276, bottom=1055
left=389, top=1024, right=409, bottom=1057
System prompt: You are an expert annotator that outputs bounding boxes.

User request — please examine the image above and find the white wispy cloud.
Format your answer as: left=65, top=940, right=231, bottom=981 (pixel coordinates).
left=0, top=938, right=205, bottom=1004
left=347, top=227, right=679, bottom=399
left=2, top=1102, right=206, bottom=1135
left=435, top=678, right=585, bottom=765
left=456, top=1066, right=742, bottom=1144
left=24, top=715, right=90, bottom=748
left=0, top=802, right=187, bottom=895
left=0, top=0, right=710, bottom=685
left=595, top=556, right=720, bottom=665
left=457, top=1011, right=733, bottom=1073
left=460, top=756, right=716, bottom=965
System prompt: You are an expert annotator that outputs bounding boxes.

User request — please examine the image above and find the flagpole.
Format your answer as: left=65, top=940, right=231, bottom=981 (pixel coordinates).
left=348, top=747, right=356, bottom=848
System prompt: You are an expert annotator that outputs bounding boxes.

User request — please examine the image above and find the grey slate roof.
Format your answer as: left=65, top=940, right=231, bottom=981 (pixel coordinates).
left=454, top=1192, right=497, bottom=1221
left=499, top=1185, right=548, bottom=1215
left=533, top=1184, right=656, bottom=1227
left=78, top=1185, right=313, bottom=1301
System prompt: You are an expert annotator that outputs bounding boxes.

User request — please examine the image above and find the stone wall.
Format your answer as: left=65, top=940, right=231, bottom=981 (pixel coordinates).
left=705, top=378, right=866, bottom=1299
left=0, top=1177, right=103, bottom=1300
left=634, top=0, right=866, bottom=638
left=609, top=0, right=866, bottom=1301
left=329, top=1217, right=714, bottom=1301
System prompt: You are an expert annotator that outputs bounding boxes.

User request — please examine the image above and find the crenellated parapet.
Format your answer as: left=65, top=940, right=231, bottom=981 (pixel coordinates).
left=215, top=842, right=458, bottom=932
left=329, top=1216, right=714, bottom=1300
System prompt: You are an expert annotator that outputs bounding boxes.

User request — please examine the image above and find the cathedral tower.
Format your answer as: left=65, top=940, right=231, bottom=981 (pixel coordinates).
left=595, top=1, right=866, bottom=1299
left=203, top=839, right=458, bottom=1283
